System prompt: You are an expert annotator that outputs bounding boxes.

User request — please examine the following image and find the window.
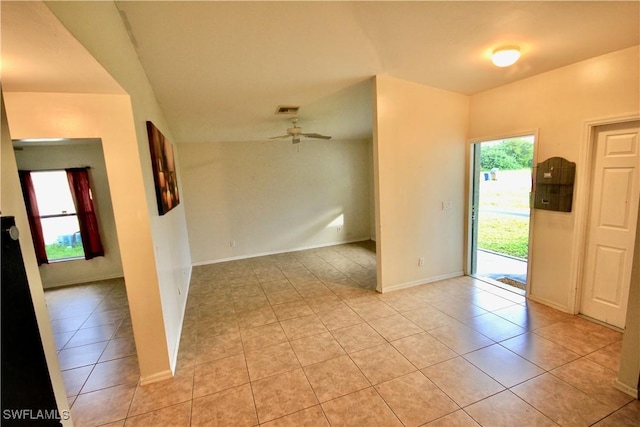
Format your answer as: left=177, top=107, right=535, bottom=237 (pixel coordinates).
left=31, top=171, right=85, bottom=261
left=19, top=168, right=104, bottom=264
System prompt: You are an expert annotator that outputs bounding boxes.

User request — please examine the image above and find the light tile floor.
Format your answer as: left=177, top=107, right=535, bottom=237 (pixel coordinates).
left=44, top=241, right=639, bottom=426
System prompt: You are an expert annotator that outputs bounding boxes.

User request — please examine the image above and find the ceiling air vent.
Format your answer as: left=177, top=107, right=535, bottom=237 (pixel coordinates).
left=275, top=105, right=300, bottom=115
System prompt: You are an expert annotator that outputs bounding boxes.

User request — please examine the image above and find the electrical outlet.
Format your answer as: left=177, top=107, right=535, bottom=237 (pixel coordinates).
left=418, top=257, right=424, bottom=267
left=230, top=240, right=236, bottom=247
left=178, top=286, right=182, bottom=295
left=337, top=226, right=343, bottom=233
left=442, top=200, right=452, bottom=210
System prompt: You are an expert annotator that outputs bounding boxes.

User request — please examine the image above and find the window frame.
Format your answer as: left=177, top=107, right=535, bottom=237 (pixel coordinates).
left=30, top=170, right=86, bottom=262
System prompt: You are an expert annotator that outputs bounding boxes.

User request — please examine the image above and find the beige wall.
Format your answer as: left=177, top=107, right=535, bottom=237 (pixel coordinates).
left=617, top=199, right=640, bottom=396
left=468, top=46, right=640, bottom=312
left=4, top=92, right=174, bottom=385
left=1, top=94, right=72, bottom=425
left=14, top=142, right=124, bottom=288
left=21, top=0, right=638, bottom=398
left=374, top=75, right=469, bottom=291
left=368, top=138, right=376, bottom=240
left=178, top=138, right=372, bottom=264
left=45, top=0, right=193, bottom=377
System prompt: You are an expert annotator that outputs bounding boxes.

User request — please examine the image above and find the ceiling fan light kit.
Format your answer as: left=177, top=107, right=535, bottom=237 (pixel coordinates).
left=269, top=117, right=332, bottom=144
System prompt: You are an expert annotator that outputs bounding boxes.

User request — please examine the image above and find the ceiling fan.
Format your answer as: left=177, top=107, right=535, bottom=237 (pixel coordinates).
left=269, top=118, right=332, bottom=144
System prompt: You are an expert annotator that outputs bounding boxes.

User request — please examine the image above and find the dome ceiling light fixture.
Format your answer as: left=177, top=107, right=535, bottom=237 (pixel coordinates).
left=492, top=46, right=521, bottom=67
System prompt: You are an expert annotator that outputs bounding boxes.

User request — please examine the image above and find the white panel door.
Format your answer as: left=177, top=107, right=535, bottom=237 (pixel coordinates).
left=581, top=121, right=640, bottom=328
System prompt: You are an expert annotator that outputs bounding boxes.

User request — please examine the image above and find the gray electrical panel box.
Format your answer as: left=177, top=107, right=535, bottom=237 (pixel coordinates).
left=534, top=157, right=576, bottom=212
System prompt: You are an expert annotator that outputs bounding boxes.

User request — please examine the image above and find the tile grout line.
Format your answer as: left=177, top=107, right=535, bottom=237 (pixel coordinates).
left=49, top=243, right=630, bottom=426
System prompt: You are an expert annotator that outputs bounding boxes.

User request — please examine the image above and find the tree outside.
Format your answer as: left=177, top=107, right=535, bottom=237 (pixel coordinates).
left=480, top=138, right=533, bottom=171
left=477, top=137, right=533, bottom=260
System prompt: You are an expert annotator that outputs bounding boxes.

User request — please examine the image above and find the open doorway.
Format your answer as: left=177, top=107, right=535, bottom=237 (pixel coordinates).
left=470, top=135, right=535, bottom=291
left=11, top=138, right=133, bottom=401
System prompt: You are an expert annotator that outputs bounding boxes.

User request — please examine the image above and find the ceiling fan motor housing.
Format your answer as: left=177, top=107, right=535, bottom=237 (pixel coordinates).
left=268, top=116, right=330, bottom=143
left=287, top=126, right=302, bottom=136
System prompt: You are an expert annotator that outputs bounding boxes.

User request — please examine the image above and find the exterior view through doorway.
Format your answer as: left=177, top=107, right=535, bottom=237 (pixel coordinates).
left=470, top=135, right=535, bottom=291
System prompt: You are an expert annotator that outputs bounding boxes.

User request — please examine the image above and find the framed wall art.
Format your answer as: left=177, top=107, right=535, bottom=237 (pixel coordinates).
left=146, top=121, right=180, bottom=215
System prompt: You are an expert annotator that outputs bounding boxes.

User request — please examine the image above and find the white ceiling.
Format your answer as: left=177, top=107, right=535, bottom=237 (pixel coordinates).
left=2, top=1, right=639, bottom=144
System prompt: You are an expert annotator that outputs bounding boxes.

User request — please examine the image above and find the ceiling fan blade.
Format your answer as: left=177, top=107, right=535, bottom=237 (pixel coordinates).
left=302, top=133, right=332, bottom=140
left=269, top=135, right=291, bottom=140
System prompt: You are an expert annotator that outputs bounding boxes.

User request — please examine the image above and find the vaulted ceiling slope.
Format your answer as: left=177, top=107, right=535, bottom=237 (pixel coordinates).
left=1, top=1, right=124, bottom=94
left=3, top=1, right=639, bottom=144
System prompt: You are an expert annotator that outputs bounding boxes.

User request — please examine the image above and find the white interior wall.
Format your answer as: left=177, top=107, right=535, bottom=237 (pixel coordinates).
left=1, top=94, right=71, bottom=425
left=27, top=1, right=638, bottom=397
left=368, top=138, right=376, bottom=241
left=178, top=138, right=372, bottom=264
left=468, top=46, right=640, bottom=311
left=45, top=1, right=193, bottom=377
left=374, top=75, right=469, bottom=291
left=14, top=143, right=124, bottom=288
left=3, top=92, right=174, bottom=385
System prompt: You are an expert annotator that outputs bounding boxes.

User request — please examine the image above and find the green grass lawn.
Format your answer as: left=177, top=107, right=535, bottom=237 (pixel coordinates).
left=45, top=243, right=85, bottom=261
left=478, top=214, right=529, bottom=259
left=477, top=169, right=531, bottom=259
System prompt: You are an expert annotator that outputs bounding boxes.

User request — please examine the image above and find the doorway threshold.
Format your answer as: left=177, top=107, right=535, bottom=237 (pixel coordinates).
left=472, top=274, right=526, bottom=296
left=475, top=249, right=527, bottom=287
left=495, top=276, right=526, bottom=291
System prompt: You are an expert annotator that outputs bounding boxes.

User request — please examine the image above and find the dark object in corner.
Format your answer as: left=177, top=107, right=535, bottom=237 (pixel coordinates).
left=1, top=216, right=62, bottom=426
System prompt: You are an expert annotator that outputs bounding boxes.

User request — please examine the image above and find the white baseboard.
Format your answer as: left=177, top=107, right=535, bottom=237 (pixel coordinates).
left=170, top=267, right=192, bottom=374
left=169, top=333, right=181, bottom=375
left=613, top=379, right=638, bottom=398
left=381, top=271, right=464, bottom=293
left=139, top=369, right=173, bottom=386
left=192, top=237, right=374, bottom=267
